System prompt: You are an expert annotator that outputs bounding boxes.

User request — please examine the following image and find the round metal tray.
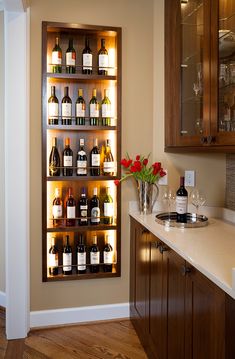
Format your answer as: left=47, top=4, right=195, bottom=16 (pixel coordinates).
left=155, top=212, right=208, bottom=228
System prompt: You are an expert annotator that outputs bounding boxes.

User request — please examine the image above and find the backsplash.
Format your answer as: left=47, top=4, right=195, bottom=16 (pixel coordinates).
left=226, top=154, right=235, bottom=210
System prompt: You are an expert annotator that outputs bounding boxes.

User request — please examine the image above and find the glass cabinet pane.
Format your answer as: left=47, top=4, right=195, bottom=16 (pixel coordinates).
left=218, top=0, right=235, bottom=132
left=181, top=0, right=204, bottom=136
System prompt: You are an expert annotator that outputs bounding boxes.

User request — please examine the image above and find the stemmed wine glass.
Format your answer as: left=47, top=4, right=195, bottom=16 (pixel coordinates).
left=190, top=189, right=206, bottom=215
left=162, top=188, right=176, bottom=220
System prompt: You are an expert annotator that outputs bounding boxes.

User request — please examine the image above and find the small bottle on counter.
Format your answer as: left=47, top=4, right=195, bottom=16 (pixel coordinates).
left=176, top=176, right=188, bottom=223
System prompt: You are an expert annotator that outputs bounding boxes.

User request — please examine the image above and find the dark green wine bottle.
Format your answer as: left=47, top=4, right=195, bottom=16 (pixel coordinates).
left=52, top=37, right=62, bottom=73
left=66, top=38, right=76, bottom=74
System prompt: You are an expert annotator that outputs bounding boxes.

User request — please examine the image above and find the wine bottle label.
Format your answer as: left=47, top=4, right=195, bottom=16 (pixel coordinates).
left=77, top=160, right=87, bottom=175
left=102, top=104, right=111, bottom=117
left=91, top=207, right=100, bottom=223
left=77, top=252, right=86, bottom=271
left=66, top=52, right=76, bottom=66
left=80, top=205, right=88, bottom=220
left=176, top=196, right=188, bottom=214
left=48, top=103, right=59, bottom=117
left=76, top=103, right=85, bottom=117
left=83, top=53, right=92, bottom=69
left=67, top=206, right=76, bottom=218
left=52, top=205, right=62, bottom=218
left=104, top=251, right=113, bottom=264
left=90, top=251, right=100, bottom=264
left=48, top=253, right=58, bottom=267
left=52, top=51, right=62, bottom=65
left=103, top=161, right=114, bottom=172
left=63, top=253, right=72, bottom=271
left=99, top=54, right=109, bottom=69
left=62, top=103, right=72, bottom=117
left=91, top=154, right=100, bottom=166
left=104, top=203, right=114, bottom=217
left=63, top=156, right=73, bottom=167
left=90, top=103, right=99, bottom=117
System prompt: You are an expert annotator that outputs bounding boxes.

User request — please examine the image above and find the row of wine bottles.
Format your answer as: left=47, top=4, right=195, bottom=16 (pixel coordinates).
left=49, top=137, right=115, bottom=177
left=51, top=37, right=110, bottom=75
left=52, top=186, right=114, bottom=227
left=48, top=87, right=113, bottom=126
left=49, top=234, right=114, bottom=275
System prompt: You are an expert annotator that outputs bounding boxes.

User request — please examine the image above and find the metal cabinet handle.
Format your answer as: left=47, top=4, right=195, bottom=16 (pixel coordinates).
left=181, top=265, right=191, bottom=276
left=159, top=245, right=168, bottom=254
left=207, top=135, right=216, bottom=144
left=200, top=136, right=207, bottom=144
left=142, top=228, right=149, bottom=234
left=152, top=241, right=161, bottom=249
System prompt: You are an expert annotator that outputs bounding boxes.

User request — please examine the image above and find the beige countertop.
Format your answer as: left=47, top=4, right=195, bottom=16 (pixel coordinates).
left=129, top=209, right=235, bottom=299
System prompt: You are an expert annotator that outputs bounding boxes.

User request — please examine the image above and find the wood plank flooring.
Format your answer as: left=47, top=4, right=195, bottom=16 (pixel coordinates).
left=0, top=307, right=147, bottom=359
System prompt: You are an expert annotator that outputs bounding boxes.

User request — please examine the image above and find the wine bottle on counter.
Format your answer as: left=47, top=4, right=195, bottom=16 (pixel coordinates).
left=48, top=237, right=59, bottom=276
left=52, top=37, right=62, bottom=73
left=101, top=89, right=111, bottom=126
left=78, top=188, right=88, bottom=226
left=98, top=38, right=108, bottom=75
left=48, top=86, right=59, bottom=125
left=90, top=187, right=100, bottom=225
left=75, top=89, right=86, bottom=125
left=52, top=188, right=63, bottom=227
left=103, top=186, right=114, bottom=225
left=89, top=89, right=99, bottom=126
left=82, top=38, right=92, bottom=74
left=90, top=138, right=100, bottom=176
left=77, top=138, right=87, bottom=176
left=63, top=235, right=72, bottom=275
left=66, top=38, right=76, bottom=74
left=90, top=235, right=100, bottom=273
left=103, top=234, right=113, bottom=272
left=49, top=137, right=60, bottom=176
left=103, top=139, right=114, bottom=176
left=176, top=176, right=188, bottom=223
left=77, top=234, right=86, bottom=274
left=61, top=86, right=72, bottom=125
left=63, top=138, right=73, bottom=176
left=66, top=187, right=76, bottom=226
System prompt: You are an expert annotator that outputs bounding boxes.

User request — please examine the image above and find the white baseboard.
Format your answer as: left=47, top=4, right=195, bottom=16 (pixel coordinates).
left=0, top=291, right=6, bottom=308
left=30, top=302, right=130, bottom=329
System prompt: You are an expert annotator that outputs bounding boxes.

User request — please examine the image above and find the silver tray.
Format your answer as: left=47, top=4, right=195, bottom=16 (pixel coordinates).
left=155, top=212, right=208, bottom=228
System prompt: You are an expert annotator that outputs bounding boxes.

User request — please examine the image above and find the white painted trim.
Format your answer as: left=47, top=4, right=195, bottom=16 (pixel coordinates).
left=0, top=291, right=6, bottom=308
left=30, top=303, right=130, bottom=329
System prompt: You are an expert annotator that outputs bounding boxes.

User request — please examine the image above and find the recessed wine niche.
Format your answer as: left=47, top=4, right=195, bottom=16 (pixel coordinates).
left=42, top=21, right=122, bottom=282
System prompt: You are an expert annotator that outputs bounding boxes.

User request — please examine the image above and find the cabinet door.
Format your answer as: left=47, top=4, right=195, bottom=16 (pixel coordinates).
left=185, top=264, right=225, bottom=359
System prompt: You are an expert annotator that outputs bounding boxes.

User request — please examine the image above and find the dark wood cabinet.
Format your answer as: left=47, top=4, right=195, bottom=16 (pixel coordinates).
left=165, top=0, right=235, bottom=152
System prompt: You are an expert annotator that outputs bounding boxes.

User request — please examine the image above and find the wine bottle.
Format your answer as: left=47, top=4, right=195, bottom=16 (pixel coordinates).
left=98, top=38, right=108, bottom=75
left=52, top=188, right=63, bottom=227
left=52, top=37, right=62, bottom=73
left=48, top=86, right=59, bottom=125
left=63, top=235, right=72, bottom=275
left=61, top=86, right=72, bottom=125
left=63, top=138, right=73, bottom=176
left=77, top=138, right=87, bottom=176
left=89, top=89, right=99, bottom=126
left=176, top=176, right=188, bottom=223
left=90, top=187, right=100, bottom=225
left=66, top=187, right=76, bottom=226
left=103, top=186, right=114, bottom=225
left=82, top=38, right=92, bottom=74
left=78, top=187, right=88, bottom=226
left=103, top=234, right=113, bottom=273
left=77, top=234, right=86, bottom=274
left=48, top=237, right=59, bottom=276
left=103, top=139, right=114, bottom=176
left=90, top=138, right=100, bottom=176
left=75, top=89, right=86, bottom=125
left=49, top=137, right=60, bottom=176
left=66, top=38, right=76, bottom=74
left=90, top=235, right=100, bottom=273
left=101, top=89, right=111, bottom=126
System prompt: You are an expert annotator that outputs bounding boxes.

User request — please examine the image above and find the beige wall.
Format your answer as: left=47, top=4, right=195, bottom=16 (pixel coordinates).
left=153, top=0, right=226, bottom=205
left=0, top=11, right=5, bottom=293
left=30, top=0, right=154, bottom=310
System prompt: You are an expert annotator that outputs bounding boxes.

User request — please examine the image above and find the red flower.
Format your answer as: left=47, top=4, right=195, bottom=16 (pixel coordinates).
left=152, top=167, right=159, bottom=175
left=143, top=158, right=148, bottom=166
left=152, top=162, right=161, bottom=171
left=114, top=179, right=120, bottom=186
left=126, top=159, right=132, bottom=167
left=133, top=161, right=142, bottom=170
left=160, top=169, right=166, bottom=177
left=130, top=165, right=139, bottom=173
left=121, top=158, right=132, bottom=168
left=136, top=155, right=140, bottom=161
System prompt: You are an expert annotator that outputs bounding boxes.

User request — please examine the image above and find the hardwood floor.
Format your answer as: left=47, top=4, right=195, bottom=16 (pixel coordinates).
left=0, top=307, right=147, bottom=359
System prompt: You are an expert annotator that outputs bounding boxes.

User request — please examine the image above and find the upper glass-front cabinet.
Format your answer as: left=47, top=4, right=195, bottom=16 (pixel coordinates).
left=165, top=0, right=235, bottom=152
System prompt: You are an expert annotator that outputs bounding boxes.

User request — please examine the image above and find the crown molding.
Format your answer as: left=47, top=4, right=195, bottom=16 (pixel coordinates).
left=3, top=0, right=27, bottom=12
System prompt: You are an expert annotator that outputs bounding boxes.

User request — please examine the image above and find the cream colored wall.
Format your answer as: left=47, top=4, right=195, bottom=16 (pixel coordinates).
left=30, top=0, right=153, bottom=310
left=0, top=10, right=5, bottom=293
left=153, top=0, right=226, bottom=205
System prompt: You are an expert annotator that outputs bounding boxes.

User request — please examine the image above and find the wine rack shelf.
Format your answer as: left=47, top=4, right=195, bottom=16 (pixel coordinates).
left=42, top=21, right=122, bottom=282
